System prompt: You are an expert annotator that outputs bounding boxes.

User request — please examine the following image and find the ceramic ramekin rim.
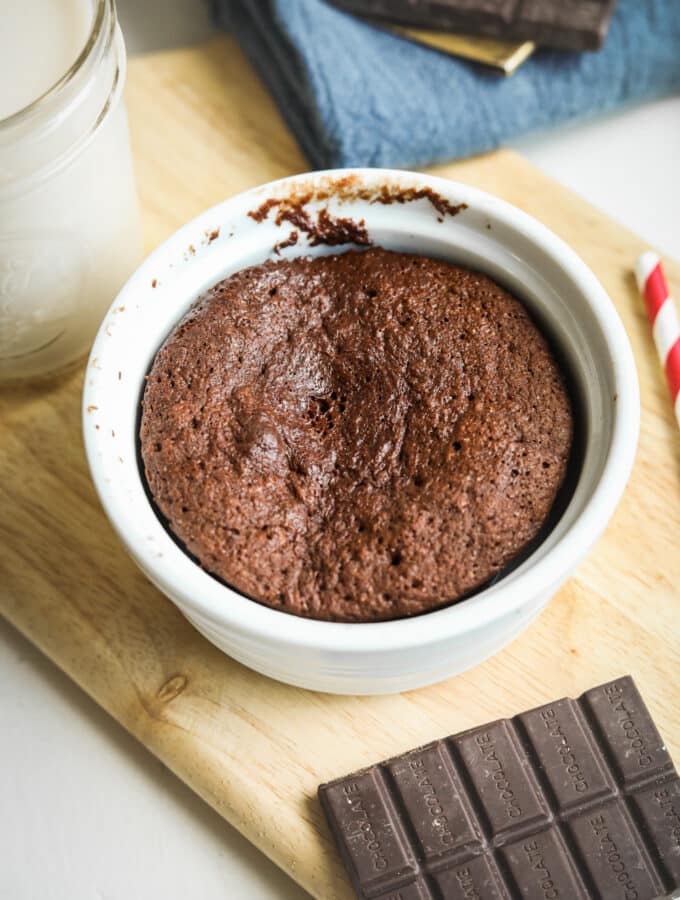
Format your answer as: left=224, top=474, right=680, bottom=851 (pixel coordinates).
left=83, top=168, right=640, bottom=654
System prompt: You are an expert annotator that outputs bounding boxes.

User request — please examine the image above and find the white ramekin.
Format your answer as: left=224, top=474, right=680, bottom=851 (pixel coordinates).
left=83, top=169, right=639, bottom=695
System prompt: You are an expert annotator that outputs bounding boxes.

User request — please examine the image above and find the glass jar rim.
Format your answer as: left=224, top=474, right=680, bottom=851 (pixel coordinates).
left=0, top=0, right=125, bottom=199
left=0, top=0, right=109, bottom=130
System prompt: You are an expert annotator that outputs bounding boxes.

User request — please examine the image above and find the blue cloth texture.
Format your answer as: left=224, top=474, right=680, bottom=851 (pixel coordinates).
left=214, top=0, right=680, bottom=169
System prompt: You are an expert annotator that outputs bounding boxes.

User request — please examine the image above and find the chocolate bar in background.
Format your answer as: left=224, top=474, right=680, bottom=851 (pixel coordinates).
left=329, top=0, right=619, bottom=51
left=388, top=26, right=535, bottom=75
left=319, top=677, right=680, bottom=899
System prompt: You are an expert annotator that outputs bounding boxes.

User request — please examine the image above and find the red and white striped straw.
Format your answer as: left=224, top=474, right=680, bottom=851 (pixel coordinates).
left=635, top=251, right=680, bottom=429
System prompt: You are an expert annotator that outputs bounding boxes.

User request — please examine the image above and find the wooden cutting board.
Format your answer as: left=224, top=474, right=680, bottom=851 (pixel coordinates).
left=1, top=37, right=679, bottom=900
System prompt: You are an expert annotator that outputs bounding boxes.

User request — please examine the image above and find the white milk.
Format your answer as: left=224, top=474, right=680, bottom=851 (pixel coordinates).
left=0, top=0, right=142, bottom=381
left=0, top=0, right=93, bottom=121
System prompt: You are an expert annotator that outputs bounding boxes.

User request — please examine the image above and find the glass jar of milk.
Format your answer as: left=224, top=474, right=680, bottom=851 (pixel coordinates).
left=0, top=0, right=142, bottom=382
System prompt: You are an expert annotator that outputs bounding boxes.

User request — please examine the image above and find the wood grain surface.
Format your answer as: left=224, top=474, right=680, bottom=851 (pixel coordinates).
left=1, top=37, right=678, bottom=900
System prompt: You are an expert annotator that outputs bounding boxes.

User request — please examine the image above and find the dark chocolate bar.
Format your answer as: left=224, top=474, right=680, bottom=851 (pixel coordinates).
left=318, top=677, right=680, bottom=899
left=329, top=0, right=618, bottom=51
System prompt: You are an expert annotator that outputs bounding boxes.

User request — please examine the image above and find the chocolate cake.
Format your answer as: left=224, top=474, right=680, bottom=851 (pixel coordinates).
left=140, top=248, right=573, bottom=622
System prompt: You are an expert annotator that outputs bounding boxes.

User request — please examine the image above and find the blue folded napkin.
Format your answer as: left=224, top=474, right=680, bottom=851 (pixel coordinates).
left=214, top=0, right=680, bottom=169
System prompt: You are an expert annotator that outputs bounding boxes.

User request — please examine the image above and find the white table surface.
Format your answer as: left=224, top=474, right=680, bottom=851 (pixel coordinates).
left=2, top=4, right=679, bottom=898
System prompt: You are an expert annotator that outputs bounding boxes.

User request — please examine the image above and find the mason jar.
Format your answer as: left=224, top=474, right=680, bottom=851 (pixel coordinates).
left=0, top=0, right=142, bottom=382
